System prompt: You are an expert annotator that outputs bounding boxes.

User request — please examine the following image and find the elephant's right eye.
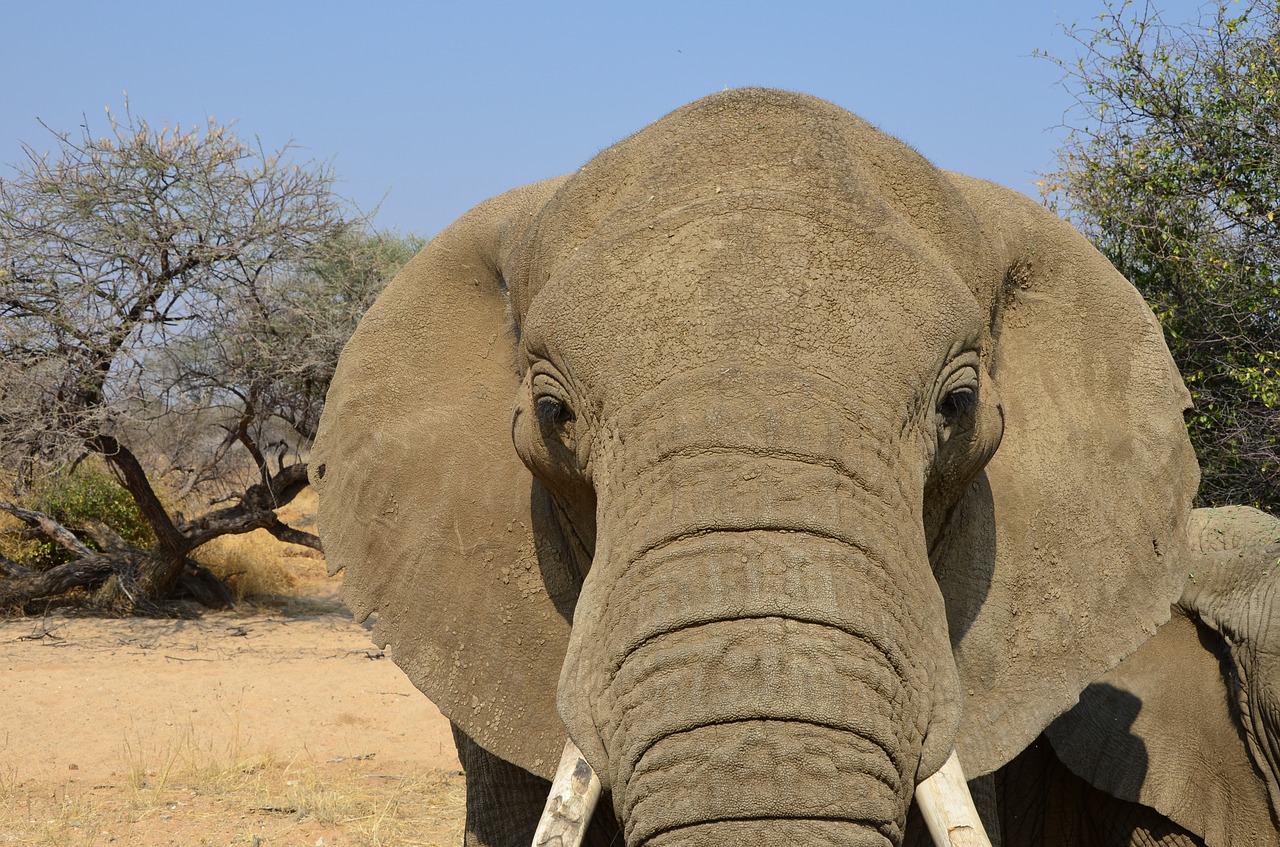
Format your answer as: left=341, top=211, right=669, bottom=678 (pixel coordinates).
left=536, top=395, right=574, bottom=428
left=516, top=366, right=592, bottom=491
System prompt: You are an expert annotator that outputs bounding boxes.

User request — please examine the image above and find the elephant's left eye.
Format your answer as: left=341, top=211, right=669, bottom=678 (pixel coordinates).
left=938, top=387, right=977, bottom=421
left=935, top=361, right=981, bottom=444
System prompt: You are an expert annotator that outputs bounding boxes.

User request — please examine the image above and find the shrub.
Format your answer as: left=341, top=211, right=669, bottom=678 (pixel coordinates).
left=11, top=464, right=155, bottom=569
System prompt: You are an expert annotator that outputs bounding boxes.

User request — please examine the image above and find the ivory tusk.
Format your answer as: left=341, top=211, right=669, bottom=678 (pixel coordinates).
left=530, top=740, right=988, bottom=847
left=914, top=749, right=994, bottom=847
left=531, top=739, right=602, bottom=847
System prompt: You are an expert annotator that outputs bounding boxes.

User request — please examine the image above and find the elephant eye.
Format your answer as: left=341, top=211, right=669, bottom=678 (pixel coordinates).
left=938, top=386, right=977, bottom=421
left=536, top=395, right=575, bottom=428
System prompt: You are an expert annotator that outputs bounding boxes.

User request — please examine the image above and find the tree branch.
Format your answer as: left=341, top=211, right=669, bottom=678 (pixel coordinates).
left=0, top=554, right=36, bottom=579
left=87, top=434, right=186, bottom=554
left=178, top=462, right=312, bottom=549
left=263, top=517, right=322, bottom=551
left=0, top=552, right=122, bottom=610
left=0, top=501, right=93, bottom=557
left=80, top=520, right=132, bottom=555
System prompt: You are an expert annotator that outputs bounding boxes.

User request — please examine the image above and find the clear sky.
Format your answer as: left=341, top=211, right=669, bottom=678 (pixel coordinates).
left=4, top=1, right=1209, bottom=238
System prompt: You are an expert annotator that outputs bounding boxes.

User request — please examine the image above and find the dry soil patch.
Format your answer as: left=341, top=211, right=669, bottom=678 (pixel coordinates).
left=0, top=592, right=466, bottom=846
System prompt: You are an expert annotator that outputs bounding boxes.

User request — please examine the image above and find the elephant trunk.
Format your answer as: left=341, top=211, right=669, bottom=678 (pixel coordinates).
left=558, top=376, right=962, bottom=844
left=605, top=529, right=935, bottom=846
left=559, top=381, right=963, bottom=846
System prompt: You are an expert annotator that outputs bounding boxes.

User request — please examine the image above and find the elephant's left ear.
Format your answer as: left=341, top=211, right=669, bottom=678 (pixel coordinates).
left=933, top=174, right=1201, bottom=777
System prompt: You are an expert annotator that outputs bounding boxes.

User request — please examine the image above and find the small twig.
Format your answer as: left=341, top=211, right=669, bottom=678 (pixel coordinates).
left=17, top=624, right=63, bottom=642
left=163, top=654, right=215, bottom=663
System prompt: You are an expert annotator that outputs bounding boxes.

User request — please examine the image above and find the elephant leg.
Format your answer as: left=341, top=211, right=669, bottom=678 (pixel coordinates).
left=995, top=736, right=1204, bottom=847
left=451, top=724, right=621, bottom=847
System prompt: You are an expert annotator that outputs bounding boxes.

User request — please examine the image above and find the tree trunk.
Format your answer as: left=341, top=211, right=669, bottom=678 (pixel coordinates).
left=0, top=553, right=120, bottom=609
left=0, top=451, right=315, bottom=613
left=88, top=434, right=192, bottom=601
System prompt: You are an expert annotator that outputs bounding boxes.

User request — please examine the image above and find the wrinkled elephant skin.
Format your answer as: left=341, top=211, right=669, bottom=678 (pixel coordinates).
left=307, top=90, right=1280, bottom=847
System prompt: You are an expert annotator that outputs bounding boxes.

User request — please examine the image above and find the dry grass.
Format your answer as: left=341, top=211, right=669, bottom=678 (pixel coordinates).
left=0, top=760, right=466, bottom=847
left=194, top=488, right=328, bottom=604
left=0, top=487, right=474, bottom=845
left=0, top=512, right=26, bottom=564
left=196, top=531, right=304, bottom=602
left=1, top=718, right=466, bottom=847
left=0, top=477, right=31, bottom=563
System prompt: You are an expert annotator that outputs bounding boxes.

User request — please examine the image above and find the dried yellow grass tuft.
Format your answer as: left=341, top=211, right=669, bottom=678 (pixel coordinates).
left=0, top=730, right=466, bottom=847
left=196, top=531, right=300, bottom=602
left=194, top=487, right=326, bottom=603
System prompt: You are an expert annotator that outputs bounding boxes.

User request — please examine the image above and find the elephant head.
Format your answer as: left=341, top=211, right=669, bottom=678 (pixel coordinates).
left=311, top=89, right=1199, bottom=846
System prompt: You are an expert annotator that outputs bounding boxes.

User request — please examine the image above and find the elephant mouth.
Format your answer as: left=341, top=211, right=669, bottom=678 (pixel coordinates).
left=531, top=740, right=994, bottom=847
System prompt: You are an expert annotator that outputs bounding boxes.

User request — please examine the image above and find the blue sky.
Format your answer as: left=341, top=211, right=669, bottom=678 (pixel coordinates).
left=4, top=1, right=1209, bottom=237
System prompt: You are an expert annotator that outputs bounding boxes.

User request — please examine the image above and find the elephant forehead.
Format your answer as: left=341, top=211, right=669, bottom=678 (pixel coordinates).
left=523, top=202, right=983, bottom=414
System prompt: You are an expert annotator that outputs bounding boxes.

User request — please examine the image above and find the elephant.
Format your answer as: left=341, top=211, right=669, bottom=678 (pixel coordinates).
left=310, top=88, right=1280, bottom=846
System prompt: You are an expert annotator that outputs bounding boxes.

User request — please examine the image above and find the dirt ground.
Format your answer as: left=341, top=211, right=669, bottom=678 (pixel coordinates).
left=0, top=583, right=468, bottom=847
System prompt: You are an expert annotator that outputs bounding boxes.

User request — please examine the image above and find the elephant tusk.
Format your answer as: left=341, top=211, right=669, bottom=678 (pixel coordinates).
left=531, top=739, right=602, bottom=847
left=914, top=749, right=994, bottom=847
left=530, top=740, right=990, bottom=847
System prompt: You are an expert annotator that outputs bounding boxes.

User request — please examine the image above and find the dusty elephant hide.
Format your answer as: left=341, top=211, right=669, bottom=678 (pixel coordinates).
left=312, top=89, right=1276, bottom=847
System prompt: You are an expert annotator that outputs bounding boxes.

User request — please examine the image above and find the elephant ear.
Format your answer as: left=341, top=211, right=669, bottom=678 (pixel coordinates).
left=933, top=174, right=1200, bottom=777
left=1047, top=507, right=1280, bottom=846
left=1046, top=608, right=1278, bottom=847
left=311, top=177, right=573, bottom=781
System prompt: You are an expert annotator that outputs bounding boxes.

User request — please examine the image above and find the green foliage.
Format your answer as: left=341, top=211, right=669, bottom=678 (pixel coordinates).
left=11, top=464, right=155, bottom=569
left=1043, top=0, right=1280, bottom=510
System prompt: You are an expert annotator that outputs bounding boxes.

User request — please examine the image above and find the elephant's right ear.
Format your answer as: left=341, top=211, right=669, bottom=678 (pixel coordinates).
left=935, top=174, right=1201, bottom=777
left=311, top=177, right=573, bottom=781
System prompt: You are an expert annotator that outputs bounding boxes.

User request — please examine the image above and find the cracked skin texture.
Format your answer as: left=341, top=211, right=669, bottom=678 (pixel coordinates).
left=305, top=89, right=1280, bottom=846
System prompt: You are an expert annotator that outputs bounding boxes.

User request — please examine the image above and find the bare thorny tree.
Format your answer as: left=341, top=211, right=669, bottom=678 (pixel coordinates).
left=0, top=105, right=416, bottom=613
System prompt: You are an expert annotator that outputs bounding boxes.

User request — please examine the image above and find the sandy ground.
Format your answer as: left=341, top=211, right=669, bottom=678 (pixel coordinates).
left=0, top=587, right=467, bottom=847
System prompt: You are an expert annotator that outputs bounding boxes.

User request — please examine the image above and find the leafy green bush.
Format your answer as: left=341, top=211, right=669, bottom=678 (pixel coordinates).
left=13, top=465, right=155, bottom=569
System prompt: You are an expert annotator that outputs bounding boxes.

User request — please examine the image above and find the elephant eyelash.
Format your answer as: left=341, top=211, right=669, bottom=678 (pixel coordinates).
left=536, top=395, right=575, bottom=427
left=938, top=387, right=977, bottom=420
